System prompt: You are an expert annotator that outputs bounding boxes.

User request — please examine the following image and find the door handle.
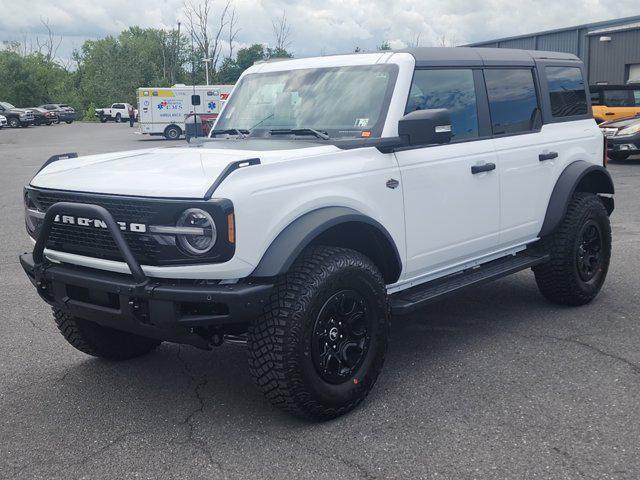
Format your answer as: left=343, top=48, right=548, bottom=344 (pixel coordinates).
left=605, top=112, right=615, bottom=116
left=539, top=151, right=558, bottom=161
left=471, top=163, right=496, bottom=174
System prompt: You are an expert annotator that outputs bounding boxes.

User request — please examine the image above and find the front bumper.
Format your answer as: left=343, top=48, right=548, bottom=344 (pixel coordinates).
left=20, top=201, right=272, bottom=347
left=607, top=132, right=640, bottom=154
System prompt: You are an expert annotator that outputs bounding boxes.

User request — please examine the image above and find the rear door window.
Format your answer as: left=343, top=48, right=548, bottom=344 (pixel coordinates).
left=484, top=68, right=539, bottom=135
left=545, top=66, right=588, bottom=117
left=406, top=69, right=479, bottom=141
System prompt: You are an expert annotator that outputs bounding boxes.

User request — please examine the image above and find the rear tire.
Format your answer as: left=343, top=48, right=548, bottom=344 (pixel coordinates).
left=53, top=308, right=161, bottom=360
left=99, top=116, right=107, bottom=123
left=533, top=192, right=611, bottom=306
left=65, top=120, right=73, bottom=124
left=248, top=246, right=390, bottom=420
left=115, top=113, right=122, bottom=123
left=164, top=125, right=182, bottom=140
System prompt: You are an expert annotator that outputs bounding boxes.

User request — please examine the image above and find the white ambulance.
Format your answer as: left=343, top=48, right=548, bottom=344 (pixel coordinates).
left=137, top=84, right=233, bottom=140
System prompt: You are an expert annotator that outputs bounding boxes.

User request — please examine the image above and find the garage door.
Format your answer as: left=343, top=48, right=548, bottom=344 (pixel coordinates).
left=630, top=64, right=640, bottom=83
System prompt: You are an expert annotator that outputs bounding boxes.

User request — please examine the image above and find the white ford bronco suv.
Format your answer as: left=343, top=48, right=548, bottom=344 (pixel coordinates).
left=21, top=48, right=614, bottom=420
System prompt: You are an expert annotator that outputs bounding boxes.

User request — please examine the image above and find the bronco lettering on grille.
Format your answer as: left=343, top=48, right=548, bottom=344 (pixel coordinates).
left=53, top=214, right=147, bottom=233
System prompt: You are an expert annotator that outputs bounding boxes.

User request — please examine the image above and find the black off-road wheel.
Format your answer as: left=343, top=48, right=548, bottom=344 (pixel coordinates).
left=533, top=192, right=611, bottom=306
left=248, top=246, right=390, bottom=421
left=53, top=308, right=161, bottom=360
left=115, top=113, right=122, bottom=123
left=8, top=117, right=20, bottom=128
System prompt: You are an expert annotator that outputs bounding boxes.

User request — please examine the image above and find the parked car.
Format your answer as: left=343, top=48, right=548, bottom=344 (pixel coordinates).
left=600, top=115, right=640, bottom=160
left=590, top=84, right=640, bottom=123
left=21, top=48, right=614, bottom=420
left=0, top=102, right=34, bottom=127
left=0, top=115, right=7, bottom=128
left=39, top=103, right=76, bottom=124
left=29, top=107, right=58, bottom=126
left=95, top=103, right=137, bottom=123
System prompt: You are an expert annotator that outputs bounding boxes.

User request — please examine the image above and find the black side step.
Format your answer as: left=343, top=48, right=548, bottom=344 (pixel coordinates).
left=390, top=252, right=549, bottom=315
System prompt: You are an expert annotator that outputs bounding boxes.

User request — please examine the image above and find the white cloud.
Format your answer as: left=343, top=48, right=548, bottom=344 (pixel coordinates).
left=0, top=0, right=638, bottom=62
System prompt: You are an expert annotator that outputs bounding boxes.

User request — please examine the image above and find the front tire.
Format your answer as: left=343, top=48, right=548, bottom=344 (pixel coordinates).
left=9, top=118, right=20, bottom=128
left=248, top=246, right=390, bottom=420
left=533, top=192, right=611, bottom=306
left=53, top=308, right=161, bottom=360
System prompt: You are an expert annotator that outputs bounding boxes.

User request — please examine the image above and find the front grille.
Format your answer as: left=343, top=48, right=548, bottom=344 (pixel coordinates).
left=30, top=190, right=166, bottom=265
left=26, top=188, right=235, bottom=266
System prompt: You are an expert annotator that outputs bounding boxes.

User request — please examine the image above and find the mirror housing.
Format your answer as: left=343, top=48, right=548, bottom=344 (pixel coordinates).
left=398, top=109, right=452, bottom=147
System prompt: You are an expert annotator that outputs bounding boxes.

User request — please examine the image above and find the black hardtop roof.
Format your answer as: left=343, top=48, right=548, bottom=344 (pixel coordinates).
left=399, top=47, right=581, bottom=67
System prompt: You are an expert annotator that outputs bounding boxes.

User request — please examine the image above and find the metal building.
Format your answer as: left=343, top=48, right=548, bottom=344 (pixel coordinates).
left=466, top=15, right=640, bottom=85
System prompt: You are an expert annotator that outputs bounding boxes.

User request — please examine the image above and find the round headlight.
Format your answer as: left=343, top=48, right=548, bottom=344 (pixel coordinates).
left=176, top=208, right=217, bottom=255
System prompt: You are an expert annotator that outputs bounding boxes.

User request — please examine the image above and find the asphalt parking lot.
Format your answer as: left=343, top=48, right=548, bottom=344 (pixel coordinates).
left=1, top=122, right=639, bottom=479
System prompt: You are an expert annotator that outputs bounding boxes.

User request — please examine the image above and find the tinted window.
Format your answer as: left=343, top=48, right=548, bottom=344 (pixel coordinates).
left=113, top=104, right=125, bottom=109
left=406, top=69, right=478, bottom=140
left=603, top=89, right=640, bottom=107
left=590, top=91, right=602, bottom=105
left=485, top=69, right=539, bottom=135
left=546, top=66, right=588, bottom=117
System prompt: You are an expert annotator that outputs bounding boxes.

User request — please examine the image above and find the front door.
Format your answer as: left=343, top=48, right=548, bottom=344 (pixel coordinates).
left=395, top=68, right=500, bottom=281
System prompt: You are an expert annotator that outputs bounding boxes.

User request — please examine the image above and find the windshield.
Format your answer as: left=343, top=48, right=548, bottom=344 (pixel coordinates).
left=0, top=102, right=15, bottom=109
left=214, top=64, right=398, bottom=139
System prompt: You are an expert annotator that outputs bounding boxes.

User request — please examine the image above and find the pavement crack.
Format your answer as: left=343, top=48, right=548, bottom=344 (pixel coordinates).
left=24, top=315, right=48, bottom=333
left=175, top=346, right=224, bottom=473
left=516, top=332, right=640, bottom=375
left=550, top=446, right=588, bottom=479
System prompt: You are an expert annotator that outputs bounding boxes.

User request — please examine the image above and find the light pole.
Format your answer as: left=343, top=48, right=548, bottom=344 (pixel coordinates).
left=202, top=57, right=212, bottom=85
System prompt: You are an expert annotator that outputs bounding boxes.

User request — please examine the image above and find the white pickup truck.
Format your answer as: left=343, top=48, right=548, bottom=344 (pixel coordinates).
left=95, top=103, right=137, bottom=123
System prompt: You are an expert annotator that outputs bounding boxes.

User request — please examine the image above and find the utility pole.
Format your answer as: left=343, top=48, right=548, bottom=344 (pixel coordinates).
left=202, top=57, right=212, bottom=85
left=173, top=21, right=181, bottom=85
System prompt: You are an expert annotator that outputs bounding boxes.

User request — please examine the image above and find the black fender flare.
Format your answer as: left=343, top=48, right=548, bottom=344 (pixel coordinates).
left=539, top=160, right=614, bottom=237
left=251, top=206, right=402, bottom=281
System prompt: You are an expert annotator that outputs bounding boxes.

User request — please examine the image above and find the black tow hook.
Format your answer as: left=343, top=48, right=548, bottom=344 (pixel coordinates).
left=209, top=333, right=224, bottom=348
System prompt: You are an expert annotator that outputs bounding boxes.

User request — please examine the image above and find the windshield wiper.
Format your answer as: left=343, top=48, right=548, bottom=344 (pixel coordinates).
left=211, top=128, right=249, bottom=139
left=269, top=128, right=330, bottom=140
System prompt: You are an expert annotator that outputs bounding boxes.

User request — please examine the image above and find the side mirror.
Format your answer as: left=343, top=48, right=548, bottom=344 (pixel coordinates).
left=398, top=109, right=452, bottom=146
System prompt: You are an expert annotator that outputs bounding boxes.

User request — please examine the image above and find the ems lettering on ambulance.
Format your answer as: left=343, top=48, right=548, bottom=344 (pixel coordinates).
left=156, top=98, right=183, bottom=118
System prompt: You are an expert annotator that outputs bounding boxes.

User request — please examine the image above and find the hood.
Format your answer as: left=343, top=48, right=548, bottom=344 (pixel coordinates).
left=30, top=141, right=339, bottom=199
left=9, top=108, right=32, bottom=114
left=600, top=116, right=640, bottom=128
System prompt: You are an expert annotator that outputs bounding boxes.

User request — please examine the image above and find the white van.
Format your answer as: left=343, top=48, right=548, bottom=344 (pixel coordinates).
left=137, top=85, right=233, bottom=139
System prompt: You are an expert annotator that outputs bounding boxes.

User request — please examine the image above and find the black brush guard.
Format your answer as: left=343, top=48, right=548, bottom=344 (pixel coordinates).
left=20, top=202, right=272, bottom=347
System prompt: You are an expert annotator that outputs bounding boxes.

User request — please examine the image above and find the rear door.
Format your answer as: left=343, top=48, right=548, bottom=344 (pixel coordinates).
left=484, top=67, right=552, bottom=247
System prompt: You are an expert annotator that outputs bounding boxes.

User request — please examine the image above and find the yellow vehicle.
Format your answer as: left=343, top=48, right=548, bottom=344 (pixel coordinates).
left=590, top=85, right=640, bottom=123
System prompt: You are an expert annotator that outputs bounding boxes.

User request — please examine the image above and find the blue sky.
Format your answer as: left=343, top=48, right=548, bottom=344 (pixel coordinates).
left=1, top=0, right=639, bottom=65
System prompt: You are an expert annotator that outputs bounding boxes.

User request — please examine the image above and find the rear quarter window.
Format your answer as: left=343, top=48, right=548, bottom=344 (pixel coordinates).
left=546, top=66, right=588, bottom=117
